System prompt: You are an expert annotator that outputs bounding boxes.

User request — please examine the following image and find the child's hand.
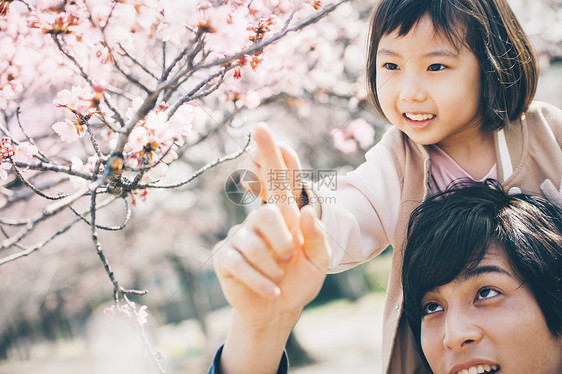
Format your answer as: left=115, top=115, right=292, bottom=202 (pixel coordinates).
left=213, top=204, right=331, bottom=326
left=248, top=123, right=304, bottom=228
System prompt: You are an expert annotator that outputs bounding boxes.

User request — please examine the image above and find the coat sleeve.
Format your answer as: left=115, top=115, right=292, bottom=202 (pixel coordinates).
left=314, top=142, right=401, bottom=272
left=207, top=345, right=289, bottom=374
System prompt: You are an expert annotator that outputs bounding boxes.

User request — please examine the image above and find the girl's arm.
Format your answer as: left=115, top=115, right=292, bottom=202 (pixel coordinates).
left=212, top=203, right=331, bottom=374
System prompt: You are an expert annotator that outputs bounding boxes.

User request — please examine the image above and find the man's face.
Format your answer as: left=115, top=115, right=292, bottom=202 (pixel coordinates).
left=420, top=246, right=562, bottom=374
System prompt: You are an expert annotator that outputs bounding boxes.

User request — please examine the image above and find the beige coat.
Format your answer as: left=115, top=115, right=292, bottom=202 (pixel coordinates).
left=315, top=101, right=562, bottom=373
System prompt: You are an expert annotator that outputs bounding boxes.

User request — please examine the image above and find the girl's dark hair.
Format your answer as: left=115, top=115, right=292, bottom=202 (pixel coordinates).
left=402, top=180, right=562, bottom=365
left=366, top=0, right=538, bottom=131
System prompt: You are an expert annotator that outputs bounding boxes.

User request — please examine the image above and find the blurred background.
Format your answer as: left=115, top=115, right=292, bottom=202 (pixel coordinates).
left=0, top=0, right=561, bottom=373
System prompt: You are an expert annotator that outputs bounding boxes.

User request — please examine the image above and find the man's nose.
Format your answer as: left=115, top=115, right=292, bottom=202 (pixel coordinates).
left=443, top=308, right=483, bottom=351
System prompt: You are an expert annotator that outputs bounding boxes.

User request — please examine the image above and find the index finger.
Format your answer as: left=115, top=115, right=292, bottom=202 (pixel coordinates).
left=252, top=123, right=300, bottom=225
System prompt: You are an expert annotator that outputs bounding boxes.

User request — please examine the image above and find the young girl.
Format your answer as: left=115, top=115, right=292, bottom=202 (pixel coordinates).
left=212, top=0, right=562, bottom=372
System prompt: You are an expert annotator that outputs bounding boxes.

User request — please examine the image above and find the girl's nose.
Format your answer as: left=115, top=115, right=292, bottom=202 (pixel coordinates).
left=398, top=75, right=427, bottom=102
left=443, top=308, right=483, bottom=351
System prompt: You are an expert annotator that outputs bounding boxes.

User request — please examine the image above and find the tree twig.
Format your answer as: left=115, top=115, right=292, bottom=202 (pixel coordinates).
left=140, top=133, right=251, bottom=190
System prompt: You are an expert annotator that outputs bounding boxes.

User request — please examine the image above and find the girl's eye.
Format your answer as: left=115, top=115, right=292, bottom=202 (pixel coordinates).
left=428, top=63, right=446, bottom=71
left=476, top=287, right=500, bottom=300
left=422, top=302, right=444, bottom=316
left=383, top=62, right=399, bottom=70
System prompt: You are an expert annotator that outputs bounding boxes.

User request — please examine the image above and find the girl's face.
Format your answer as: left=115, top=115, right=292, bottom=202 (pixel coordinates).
left=375, top=15, right=483, bottom=148
left=420, top=246, right=562, bottom=374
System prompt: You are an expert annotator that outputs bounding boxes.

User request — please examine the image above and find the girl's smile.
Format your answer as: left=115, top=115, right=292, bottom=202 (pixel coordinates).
left=375, top=15, right=483, bottom=151
left=403, top=112, right=436, bottom=129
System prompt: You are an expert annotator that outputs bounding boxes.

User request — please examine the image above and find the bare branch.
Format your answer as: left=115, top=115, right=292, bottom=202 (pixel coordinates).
left=116, top=43, right=160, bottom=81
left=0, top=177, right=70, bottom=209
left=140, top=133, right=252, bottom=190
left=0, top=215, right=81, bottom=266
left=90, top=175, right=120, bottom=293
left=85, top=122, right=104, bottom=159
left=0, top=184, right=90, bottom=250
left=15, top=108, right=50, bottom=162
left=1, top=152, right=117, bottom=250
left=167, top=67, right=227, bottom=119
left=68, top=196, right=132, bottom=231
left=0, top=194, right=122, bottom=266
left=14, top=160, right=94, bottom=180
left=10, top=159, right=69, bottom=200
left=160, top=30, right=204, bottom=83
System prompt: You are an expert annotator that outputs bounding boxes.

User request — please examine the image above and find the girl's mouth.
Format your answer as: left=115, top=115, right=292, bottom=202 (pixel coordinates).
left=455, top=364, right=500, bottom=374
left=403, top=113, right=436, bottom=129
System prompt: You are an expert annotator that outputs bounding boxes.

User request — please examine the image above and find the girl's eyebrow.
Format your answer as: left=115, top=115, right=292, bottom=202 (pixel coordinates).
left=376, top=48, right=399, bottom=57
left=376, top=48, right=460, bottom=59
left=423, top=49, right=459, bottom=59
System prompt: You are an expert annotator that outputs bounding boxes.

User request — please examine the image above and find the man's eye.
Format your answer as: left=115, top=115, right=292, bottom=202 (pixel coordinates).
left=476, top=287, right=500, bottom=300
left=422, top=302, right=443, bottom=316
left=383, top=62, right=399, bottom=70
left=428, top=63, right=446, bottom=71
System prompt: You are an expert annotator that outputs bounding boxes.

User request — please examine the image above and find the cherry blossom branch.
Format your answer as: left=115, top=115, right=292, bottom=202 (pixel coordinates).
left=68, top=196, right=131, bottom=231
left=117, top=43, right=159, bottom=81
left=89, top=159, right=141, bottom=298
left=0, top=215, right=81, bottom=266
left=0, top=195, right=120, bottom=266
left=89, top=192, right=147, bottom=302
left=160, top=30, right=204, bottom=83
left=85, top=122, right=104, bottom=159
left=1, top=148, right=122, bottom=250
left=52, top=34, right=125, bottom=128
left=193, top=0, right=351, bottom=72
left=112, top=295, right=166, bottom=373
left=109, top=51, right=152, bottom=94
left=10, top=159, right=68, bottom=200
left=0, top=118, right=18, bottom=140
left=0, top=183, right=91, bottom=250
left=84, top=0, right=156, bottom=90
left=140, top=133, right=252, bottom=190
left=0, top=177, right=70, bottom=209
left=13, top=160, right=93, bottom=180
left=167, top=67, right=227, bottom=119
left=107, top=3, right=340, bottom=157
left=16, top=108, right=50, bottom=162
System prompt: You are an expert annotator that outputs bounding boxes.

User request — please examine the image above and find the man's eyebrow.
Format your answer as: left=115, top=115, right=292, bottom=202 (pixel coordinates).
left=456, top=265, right=513, bottom=283
left=424, top=265, right=514, bottom=296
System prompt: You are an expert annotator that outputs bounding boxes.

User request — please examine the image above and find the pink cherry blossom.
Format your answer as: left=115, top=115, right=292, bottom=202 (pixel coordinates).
left=53, top=85, right=100, bottom=116
left=52, top=119, right=85, bottom=143
left=331, top=119, right=375, bottom=154
left=168, top=104, right=194, bottom=141
left=0, top=162, right=11, bottom=180
left=145, top=162, right=168, bottom=182
left=125, top=126, right=149, bottom=154
left=136, top=305, right=148, bottom=327
left=347, top=118, right=375, bottom=149
left=12, top=142, right=39, bottom=163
